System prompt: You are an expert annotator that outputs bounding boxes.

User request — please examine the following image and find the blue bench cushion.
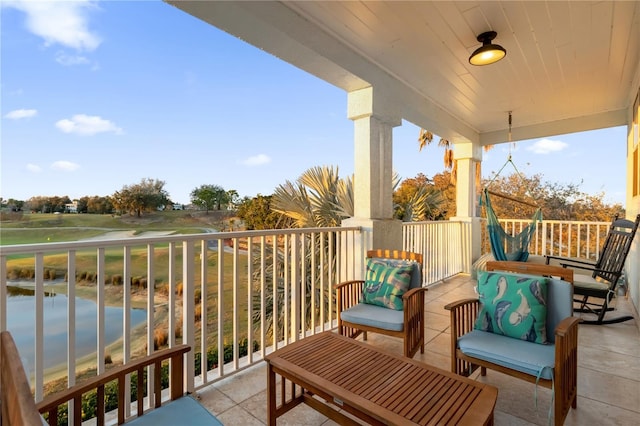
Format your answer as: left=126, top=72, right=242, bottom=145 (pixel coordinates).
left=126, top=395, right=223, bottom=426
left=458, top=330, right=555, bottom=380
left=340, top=303, right=404, bottom=331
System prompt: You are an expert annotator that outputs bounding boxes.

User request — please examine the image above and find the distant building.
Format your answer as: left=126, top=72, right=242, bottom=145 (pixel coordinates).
left=65, top=201, right=78, bottom=213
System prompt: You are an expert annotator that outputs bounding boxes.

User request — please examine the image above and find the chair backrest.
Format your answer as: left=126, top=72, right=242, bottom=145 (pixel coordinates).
left=486, top=260, right=574, bottom=283
left=593, top=214, right=640, bottom=285
left=1, top=331, right=43, bottom=426
left=366, top=249, right=423, bottom=289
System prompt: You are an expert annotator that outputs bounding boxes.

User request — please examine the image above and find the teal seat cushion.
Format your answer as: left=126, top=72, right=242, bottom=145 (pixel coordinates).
left=340, top=303, right=404, bottom=331
left=458, top=330, right=555, bottom=380
left=126, top=396, right=223, bottom=426
left=475, top=271, right=549, bottom=344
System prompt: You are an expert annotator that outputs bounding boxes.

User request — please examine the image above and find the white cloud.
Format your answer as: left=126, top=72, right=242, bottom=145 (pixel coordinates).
left=51, top=161, right=80, bottom=172
left=3, top=0, right=101, bottom=51
left=55, top=51, right=91, bottom=66
left=55, top=114, right=123, bottom=136
left=241, top=154, right=271, bottom=166
left=4, top=108, right=37, bottom=119
left=26, top=163, right=42, bottom=173
left=526, top=138, right=568, bottom=154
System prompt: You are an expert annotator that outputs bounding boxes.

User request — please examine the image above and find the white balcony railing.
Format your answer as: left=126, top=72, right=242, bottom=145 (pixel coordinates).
left=486, top=219, right=612, bottom=260
left=0, top=219, right=609, bottom=423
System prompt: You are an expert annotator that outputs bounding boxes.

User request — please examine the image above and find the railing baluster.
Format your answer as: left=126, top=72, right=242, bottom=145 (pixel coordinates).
left=200, top=239, right=208, bottom=383
left=216, top=238, right=224, bottom=377
left=67, top=250, right=77, bottom=425
left=145, top=244, right=155, bottom=404
left=97, top=247, right=106, bottom=376
left=182, top=240, right=195, bottom=393
left=123, top=245, right=132, bottom=419
left=35, top=252, right=44, bottom=402
left=233, top=237, right=239, bottom=369
left=247, top=237, right=253, bottom=363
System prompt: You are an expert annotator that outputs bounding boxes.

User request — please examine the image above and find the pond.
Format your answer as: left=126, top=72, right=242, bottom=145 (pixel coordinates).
left=6, top=285, right=146, bottom=372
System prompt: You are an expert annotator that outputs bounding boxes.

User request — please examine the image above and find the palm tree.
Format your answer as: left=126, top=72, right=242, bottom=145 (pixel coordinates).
left=418, top=128, right=493, bottom=186
left=252, top=165, right=445, bottom=341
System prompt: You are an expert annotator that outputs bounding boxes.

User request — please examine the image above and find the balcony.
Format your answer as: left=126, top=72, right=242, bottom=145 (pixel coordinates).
left=1, top=219, right=638, bottom=425
left=198, top=275, right=640, bottom=425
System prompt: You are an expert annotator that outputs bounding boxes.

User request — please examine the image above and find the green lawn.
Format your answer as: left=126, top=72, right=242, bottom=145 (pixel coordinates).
left=3, top=210, right=254, bottom=351
left=0, top=210, right=235, bottom=245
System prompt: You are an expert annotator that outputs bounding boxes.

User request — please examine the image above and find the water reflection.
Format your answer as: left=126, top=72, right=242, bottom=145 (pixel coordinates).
left=6, top=285, right=146, bottom=371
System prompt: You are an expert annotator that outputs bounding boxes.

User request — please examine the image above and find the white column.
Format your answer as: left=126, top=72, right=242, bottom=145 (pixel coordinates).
left=342, top=86, right=402, bottom=279
left=451, top=141, right=484, bottom=272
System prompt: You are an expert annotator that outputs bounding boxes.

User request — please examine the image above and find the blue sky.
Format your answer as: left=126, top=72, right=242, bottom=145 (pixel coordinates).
left=1, top=0, right=626, bottom=205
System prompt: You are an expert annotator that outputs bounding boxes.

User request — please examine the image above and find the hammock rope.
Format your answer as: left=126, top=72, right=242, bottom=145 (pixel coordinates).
left=481, top=111, right=542, bottom=261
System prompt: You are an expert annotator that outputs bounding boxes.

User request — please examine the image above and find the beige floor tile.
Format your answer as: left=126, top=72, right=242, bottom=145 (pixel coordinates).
left=578, top=345, right=640, bottom=379
left=212, top=363, right=268, bottom=404
left=425, top=310, right=450, bottom=331
left=578, top=367, right=640, bottom=410
left=215, top=405, right=265, bottom=425
left=493, top=410, right=538, bottom=426
left=195, top=385, right=237, bottom=416
left=564, top=396, right=640, bottom=426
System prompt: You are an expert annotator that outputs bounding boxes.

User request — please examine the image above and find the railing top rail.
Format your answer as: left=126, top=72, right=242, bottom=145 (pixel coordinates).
left=0, top=226, right=362, bottom=255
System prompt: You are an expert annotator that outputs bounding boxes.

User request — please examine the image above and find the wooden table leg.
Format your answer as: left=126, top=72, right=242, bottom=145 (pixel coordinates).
left=267, top=362, right=276, bottom=426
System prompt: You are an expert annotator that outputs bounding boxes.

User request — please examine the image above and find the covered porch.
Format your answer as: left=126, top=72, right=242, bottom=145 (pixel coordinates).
left=166, top=0, right=640, bottom=317
left=196, top=274, right=640, bottom=425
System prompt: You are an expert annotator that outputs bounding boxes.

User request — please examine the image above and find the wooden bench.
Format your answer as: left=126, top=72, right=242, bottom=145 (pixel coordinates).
left=1, top=331, right=221, bottom=426
left=444, top=262, right=581, bottom=426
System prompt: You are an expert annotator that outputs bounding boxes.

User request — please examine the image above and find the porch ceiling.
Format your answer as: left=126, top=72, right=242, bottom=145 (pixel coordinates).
left=166, top=1, right=640, bottom=146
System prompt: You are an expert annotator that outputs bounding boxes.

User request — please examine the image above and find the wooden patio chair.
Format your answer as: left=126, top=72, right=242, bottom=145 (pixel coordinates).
left=335, top=249, right=426, bottom=358
left=445, top=262, right=580, bottom=426
left=546, top=214, right=640, bottom=325
left=0, top=330, right=221, bottom=426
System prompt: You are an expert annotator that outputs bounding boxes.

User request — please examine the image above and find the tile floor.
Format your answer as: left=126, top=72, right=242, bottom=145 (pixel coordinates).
left=194, top=274, right=640, bottom=425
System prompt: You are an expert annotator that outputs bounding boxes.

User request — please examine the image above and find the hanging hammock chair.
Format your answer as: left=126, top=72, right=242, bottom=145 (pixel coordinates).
left=480, top=186, right=542, bottom=261
left=480, top=112, right=542, bottom=262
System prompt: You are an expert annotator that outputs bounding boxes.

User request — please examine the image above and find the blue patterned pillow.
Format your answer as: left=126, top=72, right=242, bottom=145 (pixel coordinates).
left=474, top=271, right=549, bottom=344
left=362, top=259, right=413, bottom=310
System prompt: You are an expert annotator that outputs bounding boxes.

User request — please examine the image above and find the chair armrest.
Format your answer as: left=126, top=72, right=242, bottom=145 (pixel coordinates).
left=333, top=280, right=364, bottom=291
left=444, top=298, right=480, bottom=312
left=546, top=255, right=596, bottom=267
left=402, top=287, right=427, bottom=300
left=37, top=345, right=190, bottom=425
left=553, top=316, right=580, bottom=398
left=334, top=280, right=365, bottom=313
left=554, top=316, right=582, bottom=338
left=444, top=298, right=480, bottom=341
left=402, top=287, right=427, bottom=320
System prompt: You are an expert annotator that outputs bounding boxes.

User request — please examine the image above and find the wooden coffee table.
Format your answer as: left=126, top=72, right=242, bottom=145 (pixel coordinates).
left=266, top=331, right=497, bottom=425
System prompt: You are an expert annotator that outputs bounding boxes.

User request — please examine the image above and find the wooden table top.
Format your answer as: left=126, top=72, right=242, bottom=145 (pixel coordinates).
left=266, top=331, right=497, bottom=426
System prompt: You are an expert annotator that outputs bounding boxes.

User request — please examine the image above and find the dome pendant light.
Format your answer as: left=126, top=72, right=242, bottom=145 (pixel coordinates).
left=469, top=31, right=506, bottom=66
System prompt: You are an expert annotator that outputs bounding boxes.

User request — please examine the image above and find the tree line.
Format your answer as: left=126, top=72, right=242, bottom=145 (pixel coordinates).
left=234, top=166, right=625, bottom=231
left=1, top=167, right=623, bottom=225
left=1, top=179, right=240, bottom=217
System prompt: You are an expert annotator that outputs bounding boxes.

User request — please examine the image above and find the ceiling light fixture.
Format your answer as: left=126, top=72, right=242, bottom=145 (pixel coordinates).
left=469, top=31, right=506, bottom=66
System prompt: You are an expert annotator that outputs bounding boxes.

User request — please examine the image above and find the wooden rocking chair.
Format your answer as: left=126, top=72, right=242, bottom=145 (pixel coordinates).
left=546, top=214, right=640, bottom=325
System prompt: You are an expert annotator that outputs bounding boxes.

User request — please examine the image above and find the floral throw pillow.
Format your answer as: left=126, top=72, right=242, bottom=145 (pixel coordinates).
left=474, top=271, right=549, bottom=344
left=361, top=259, right=413, bottom=311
